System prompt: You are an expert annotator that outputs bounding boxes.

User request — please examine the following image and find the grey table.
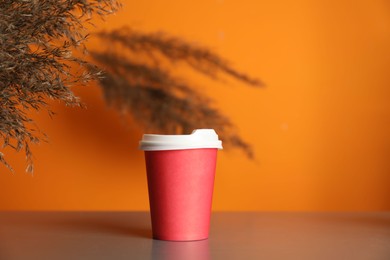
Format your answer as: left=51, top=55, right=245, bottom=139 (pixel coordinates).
left=0, top=212, right=389, bottom=259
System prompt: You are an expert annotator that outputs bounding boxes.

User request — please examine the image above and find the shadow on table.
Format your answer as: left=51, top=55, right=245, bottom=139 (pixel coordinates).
left=51, top=212, right=152, bottom=238
left=2, top=212, right=152, bottom=239
left=56, top=218, right=151, bottom=238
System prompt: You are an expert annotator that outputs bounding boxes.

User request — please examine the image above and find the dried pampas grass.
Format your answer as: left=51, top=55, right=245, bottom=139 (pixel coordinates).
left=0, top=0, right=120, bottom=172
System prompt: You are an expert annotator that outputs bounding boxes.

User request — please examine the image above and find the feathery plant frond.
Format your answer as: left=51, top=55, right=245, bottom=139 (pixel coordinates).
left=96, top=28, right=263, bottom=86
left=0, top=0, right=120, bottom=172
left=91, top=27, right=262, bottom=158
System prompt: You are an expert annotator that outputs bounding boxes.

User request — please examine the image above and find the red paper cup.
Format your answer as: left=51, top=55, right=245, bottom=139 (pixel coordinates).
left=139, top=129, right=222, bottom=241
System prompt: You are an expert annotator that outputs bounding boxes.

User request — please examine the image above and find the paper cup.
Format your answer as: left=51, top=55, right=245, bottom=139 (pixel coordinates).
left=139, top=129, right=222, bottom=241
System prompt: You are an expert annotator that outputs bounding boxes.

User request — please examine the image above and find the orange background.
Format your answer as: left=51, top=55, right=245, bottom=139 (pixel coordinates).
left=1, top=0, right=389, bottom=211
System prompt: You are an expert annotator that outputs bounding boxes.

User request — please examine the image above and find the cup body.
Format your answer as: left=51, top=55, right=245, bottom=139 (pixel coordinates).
left=144, top=148, right=217, bottom=241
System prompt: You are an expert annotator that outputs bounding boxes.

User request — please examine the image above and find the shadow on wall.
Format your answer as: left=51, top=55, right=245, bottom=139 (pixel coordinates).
left=50, top=84, right=145, bottom=173
left=90, top=27, right=263, bottom=159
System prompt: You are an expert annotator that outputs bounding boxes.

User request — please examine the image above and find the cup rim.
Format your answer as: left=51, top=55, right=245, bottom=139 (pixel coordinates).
left=139, top=129, right=223, bottom=151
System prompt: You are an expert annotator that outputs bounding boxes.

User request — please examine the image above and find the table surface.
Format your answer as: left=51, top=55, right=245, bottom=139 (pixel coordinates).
left=0, top=211, right=389, bottom=260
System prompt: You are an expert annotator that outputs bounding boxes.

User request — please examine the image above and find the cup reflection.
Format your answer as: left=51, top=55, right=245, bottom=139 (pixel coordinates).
left=151, top=239, right=210, bottom=260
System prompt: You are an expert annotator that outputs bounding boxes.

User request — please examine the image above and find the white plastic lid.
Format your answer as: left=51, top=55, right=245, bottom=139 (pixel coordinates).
left=139, top=129, right=223, bottom=151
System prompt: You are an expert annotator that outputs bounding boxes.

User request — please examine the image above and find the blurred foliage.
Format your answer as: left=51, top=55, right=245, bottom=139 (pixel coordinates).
left=91, top=28, right=262, bottom=158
